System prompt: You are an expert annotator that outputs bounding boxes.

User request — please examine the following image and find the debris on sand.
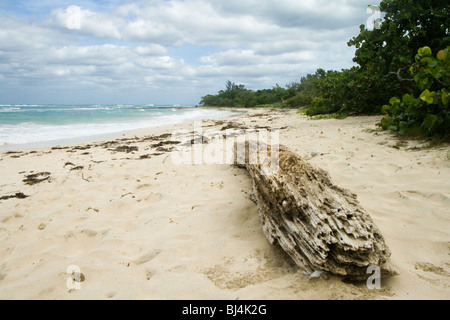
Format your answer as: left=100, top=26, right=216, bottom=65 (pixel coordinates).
left=109, top=145, right=138, bottom=153
left=22, top=172, right=51, bottom=185
left=0, top=192, right=29, bottom=201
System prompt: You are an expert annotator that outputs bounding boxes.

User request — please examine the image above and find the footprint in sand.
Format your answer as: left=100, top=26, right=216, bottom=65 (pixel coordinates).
left=63, top=229, right=107, bottom=253
left=131, top=249, right=161, bottom=266
left=415, top=262, right=450, bottom=289
left=145, top=269, right=155, bottom=280
left=0, top=216, right=10, bottom=224
left=0, top=265, right=7, bottom=281
left=201, top=250, right=296, bottom=290
left=202, top=258, right=269, bottom=290
left=143, top=192, right=163, bottom=203
left=81, top=229, right=97, bottom=237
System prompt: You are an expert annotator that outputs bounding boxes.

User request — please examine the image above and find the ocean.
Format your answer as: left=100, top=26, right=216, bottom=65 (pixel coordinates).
left=0, top=104, right=239, bottom=151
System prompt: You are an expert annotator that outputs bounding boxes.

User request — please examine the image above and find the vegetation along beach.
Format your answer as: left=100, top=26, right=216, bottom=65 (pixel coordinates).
left=0, top=0, right=449, bottom=301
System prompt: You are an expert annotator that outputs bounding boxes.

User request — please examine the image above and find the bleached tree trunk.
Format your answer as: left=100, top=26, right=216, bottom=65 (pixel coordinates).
left=236, top=142, right=396, bottom=281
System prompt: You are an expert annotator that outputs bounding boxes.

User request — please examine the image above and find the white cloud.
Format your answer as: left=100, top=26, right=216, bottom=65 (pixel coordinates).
left=134, top=44, right=168, bottom=56
left=122, top=18, right=183, bottom=45
left=212, top=0, right=367, bottom=29
left=0, top=17, right=66, bottom=51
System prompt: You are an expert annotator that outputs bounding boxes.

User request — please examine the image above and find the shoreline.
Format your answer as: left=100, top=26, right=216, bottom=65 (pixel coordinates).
left=0, top=107, right=248, bottom=153
left=0, top=109, right=449, bottom=300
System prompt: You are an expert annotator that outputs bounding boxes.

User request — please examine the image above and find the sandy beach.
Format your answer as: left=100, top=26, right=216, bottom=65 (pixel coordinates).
left=0, top=109, right=449, bottom=300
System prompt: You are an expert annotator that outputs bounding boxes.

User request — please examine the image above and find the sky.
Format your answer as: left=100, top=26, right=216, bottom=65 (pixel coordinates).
left=0, top=0, right=382, bottom=105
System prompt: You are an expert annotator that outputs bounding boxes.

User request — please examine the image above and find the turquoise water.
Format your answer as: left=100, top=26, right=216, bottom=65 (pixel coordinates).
left=0, top=104, right=237, bottom=150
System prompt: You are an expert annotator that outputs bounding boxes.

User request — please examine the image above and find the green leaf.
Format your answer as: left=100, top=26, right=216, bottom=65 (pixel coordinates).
left=389, top=97, right=401, bottom=105
left=431, top=67, right=443, bottom=79
left=419, top=46, right=432, bottom=57
left=398, top=121, right=409, bottom=135
left=381, top=115, right=389, bottom=129
left=388, top=125, right=398, bottom=132
left=420, top=57, right=434, bottom=65
left=402, top=94, right=413, bottom=103
left=414, top=73, right=422, bottom=83
left=422, top=114, right=438, bottom=131
left=428, top=59, right=438, bottom=68
left=420, top=89, right=434, bottom=104
left=437, top=50, right=446, bottom=61
left=442, top=90, right=449, bottom=106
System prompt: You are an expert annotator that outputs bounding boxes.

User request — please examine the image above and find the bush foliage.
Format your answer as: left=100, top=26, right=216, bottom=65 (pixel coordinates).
left=199, top=0, right=450, bottom=137
left=380, top=46, right=449, bottom=136
left=199, top=80, right=293, bottom=108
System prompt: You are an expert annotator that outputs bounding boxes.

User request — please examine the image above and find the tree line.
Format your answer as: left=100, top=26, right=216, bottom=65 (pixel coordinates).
left=199, top=0, right=449, bottom=137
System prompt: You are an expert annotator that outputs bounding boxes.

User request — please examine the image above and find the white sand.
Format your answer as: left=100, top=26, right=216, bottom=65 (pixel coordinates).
left=0, top=109, right=449, bottom=300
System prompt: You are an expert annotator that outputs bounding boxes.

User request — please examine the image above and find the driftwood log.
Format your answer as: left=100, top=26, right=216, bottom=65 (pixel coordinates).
left=235, top=142, right=396, bottom=281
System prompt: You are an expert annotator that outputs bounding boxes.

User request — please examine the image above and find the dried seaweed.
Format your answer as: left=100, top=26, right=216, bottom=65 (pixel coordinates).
left=22, top=172, right=51, bottom=185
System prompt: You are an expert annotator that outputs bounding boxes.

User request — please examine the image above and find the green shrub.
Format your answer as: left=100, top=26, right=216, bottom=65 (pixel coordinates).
left=380, top=46, right=450, bottom=136
left=305, top=97, right=340, bottom=116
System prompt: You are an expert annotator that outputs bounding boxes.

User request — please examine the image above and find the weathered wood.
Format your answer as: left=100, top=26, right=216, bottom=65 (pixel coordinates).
left=236, top=142, right=396, bottom=281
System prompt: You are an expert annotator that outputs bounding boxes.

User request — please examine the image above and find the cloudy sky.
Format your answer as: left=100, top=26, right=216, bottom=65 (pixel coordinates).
left=0, top=0, right=381, bottom=105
